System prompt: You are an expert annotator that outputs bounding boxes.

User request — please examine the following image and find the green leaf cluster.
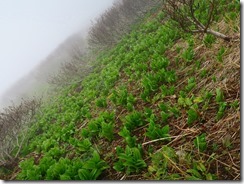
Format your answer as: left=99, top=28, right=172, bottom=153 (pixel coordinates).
left=113, top=146, right=147, bottom=175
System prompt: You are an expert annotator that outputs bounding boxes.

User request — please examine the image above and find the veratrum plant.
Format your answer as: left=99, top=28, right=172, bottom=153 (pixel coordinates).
left=96, top=97, right=107, bottom=108
left=100, top=121, right=114, bottom=142
left=110, top=86, right=136, bottom=110
left=215, top=88, right=225, bottom=103
left=17, top=157, right=41, bottom=180
left=178, top=97, right=193, bottom=108
left=77, top=138, right=92, bottom=152
left=187, top=105, right=199, bottom=125
left=150, top=56, right=169, bottom=72
left=124, top=111, right=145, bottom=131
left=78, top=151, right=109, bottom=180
left=113, top=146, right=147, bottom=175
left=216, top=102, right=227, bottom=120
left=46, top=157, right=71, bottom=180
left=185, top=77, right=196, bottom=92
left=216, top=47, right=225, bottom=63
left=118, top=126, right=136, bottom=147
left=87, top=120, right=101, bottom=137
left=193, top=133, right=207, bottom=152
left=145, top=121, right=170, bottom=141
left=203, top=34, right=216, bottom=47
left=186, top=161, right=217, bottom=180
left=182, top=46, right=194, bottom=62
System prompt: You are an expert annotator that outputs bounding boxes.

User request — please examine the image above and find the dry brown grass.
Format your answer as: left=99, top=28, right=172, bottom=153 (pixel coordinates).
left=156, top=12, right=240, bottom=179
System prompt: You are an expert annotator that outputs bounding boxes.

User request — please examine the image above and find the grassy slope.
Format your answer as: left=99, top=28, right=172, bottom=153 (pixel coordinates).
left=3, top=1, right=240, bottom=180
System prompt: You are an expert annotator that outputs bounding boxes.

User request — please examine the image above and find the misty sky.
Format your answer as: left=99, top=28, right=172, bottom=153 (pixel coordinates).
left=0, top=0, right=114, bottom=98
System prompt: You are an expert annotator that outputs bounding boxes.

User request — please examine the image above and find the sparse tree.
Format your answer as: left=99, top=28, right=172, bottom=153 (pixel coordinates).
left=46, top=33, right=90, bottom=87
left=0, top=97, right=41, bottom=166
left=162, top=0, right=231, bottom=41
left=88, top=0, right=164, bottom=50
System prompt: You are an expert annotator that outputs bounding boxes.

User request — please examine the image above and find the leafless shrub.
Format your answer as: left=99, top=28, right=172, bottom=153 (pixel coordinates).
left=48, top=57, right=92, bottom=87
left=162, top=0, right=231, bottom=41
left=0, top=97, right=42, bottom=166
left=88, top=0, right=163, bottom=50
left=46, top=33, right=91, bottom=87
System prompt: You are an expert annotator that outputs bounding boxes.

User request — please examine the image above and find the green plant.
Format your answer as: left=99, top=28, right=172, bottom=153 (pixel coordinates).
left=201, top=90, right=213, bottom=110
left=195, top=60, right=201, bottom=69
left=80, top=128, right=90, bottom=138
left=216, top=102, right=227, bottom=120
left=216, top=47, right=225, bottom=62
left=110, top=87, right=136, bottom=110
left=212, top=75, right=217, bottom=82
left=176, top=45, right=182, bottom=53
left=193, top=133, right=207, bottom=152
left=182, top=47, right=194, bottom=62
left=78, top=151, right=109, bottom=180
left=161, top=85, right=175, bottom=98
left=100, top=121, right=114, bottom=142
left=193, top=96, right=204, bottom=104
left=46, top=147, right=65, bottom=159
left=150, top=56, right=169, bottom=71
left=159, top=104, right=171, bottom=122
left=100, top=111, right=115, bottom=123
left=169, top=105, right=181, bottom=118
left=80, top=106, right=92, bottom=119
left=203, top=34, right=216, bottom=47
left=187, top=105, right=200, bottom=125
left=200, top=69, right=208, bottom=78
left=77, top=138, right=93, bottom=152
left=185, top=77, right=196, bottom=92
left=17, top=158, right=42, bottom=180
left=46, top=158, right=71, bottom=180
left=186, top=161, right=217, bottom=180
left=145, top=120, right=170, bottom=141
left=123, top=111, right=145, bottom=131
left=42, top=138, right=58, bottom=152
left=115, top=87, right=128, bottom=106
left=96, top=97, right=107, bottom=108
left=113, top=146, right=147, bottom=175
left=148, top=146, right=179, bottom=180
left=141, top=74, right=159, bottom=101
left=86, top=120, right=101, bottom=137
left=118, top=126, right=137, bottom=147
left=215, top=88, right=225, bottom=103
left=203, top=90, right=213, bottom=100
left=161, top=111, right=170, bottom=123
left=230, top=100, right=239, bottom=109
left=178, top=96, right=193, bottom=108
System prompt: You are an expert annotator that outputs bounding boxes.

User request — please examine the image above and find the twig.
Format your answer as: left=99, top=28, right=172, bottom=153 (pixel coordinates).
left=142, top=136, right=177, bottom=146
left=77, top=121, right=89, bottom=131
left=162, top=151, right=186, bottom=175
left=120, top=174, right=126, bottom=180
left=166, top=132, right=192, bottom=146
left=228, top=153, right=239, bottom=169
left=233, top=173, right=240, bottom=180
left=150, top=133, right=192, bottom=153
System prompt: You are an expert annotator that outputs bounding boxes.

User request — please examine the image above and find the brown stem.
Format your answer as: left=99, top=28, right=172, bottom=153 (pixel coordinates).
left=206, top=29, right=231, bottom=41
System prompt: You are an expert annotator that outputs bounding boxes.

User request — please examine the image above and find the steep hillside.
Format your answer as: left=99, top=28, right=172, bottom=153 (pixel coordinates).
left=1, top=1, right=240, bottom=180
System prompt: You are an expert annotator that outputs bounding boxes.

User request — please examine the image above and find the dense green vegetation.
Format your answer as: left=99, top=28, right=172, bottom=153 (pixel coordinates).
left=1, top=0, right=240, bottom=180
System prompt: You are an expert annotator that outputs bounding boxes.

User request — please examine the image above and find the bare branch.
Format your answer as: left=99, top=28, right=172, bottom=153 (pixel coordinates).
left=163, top=0, right=231, bottom=41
